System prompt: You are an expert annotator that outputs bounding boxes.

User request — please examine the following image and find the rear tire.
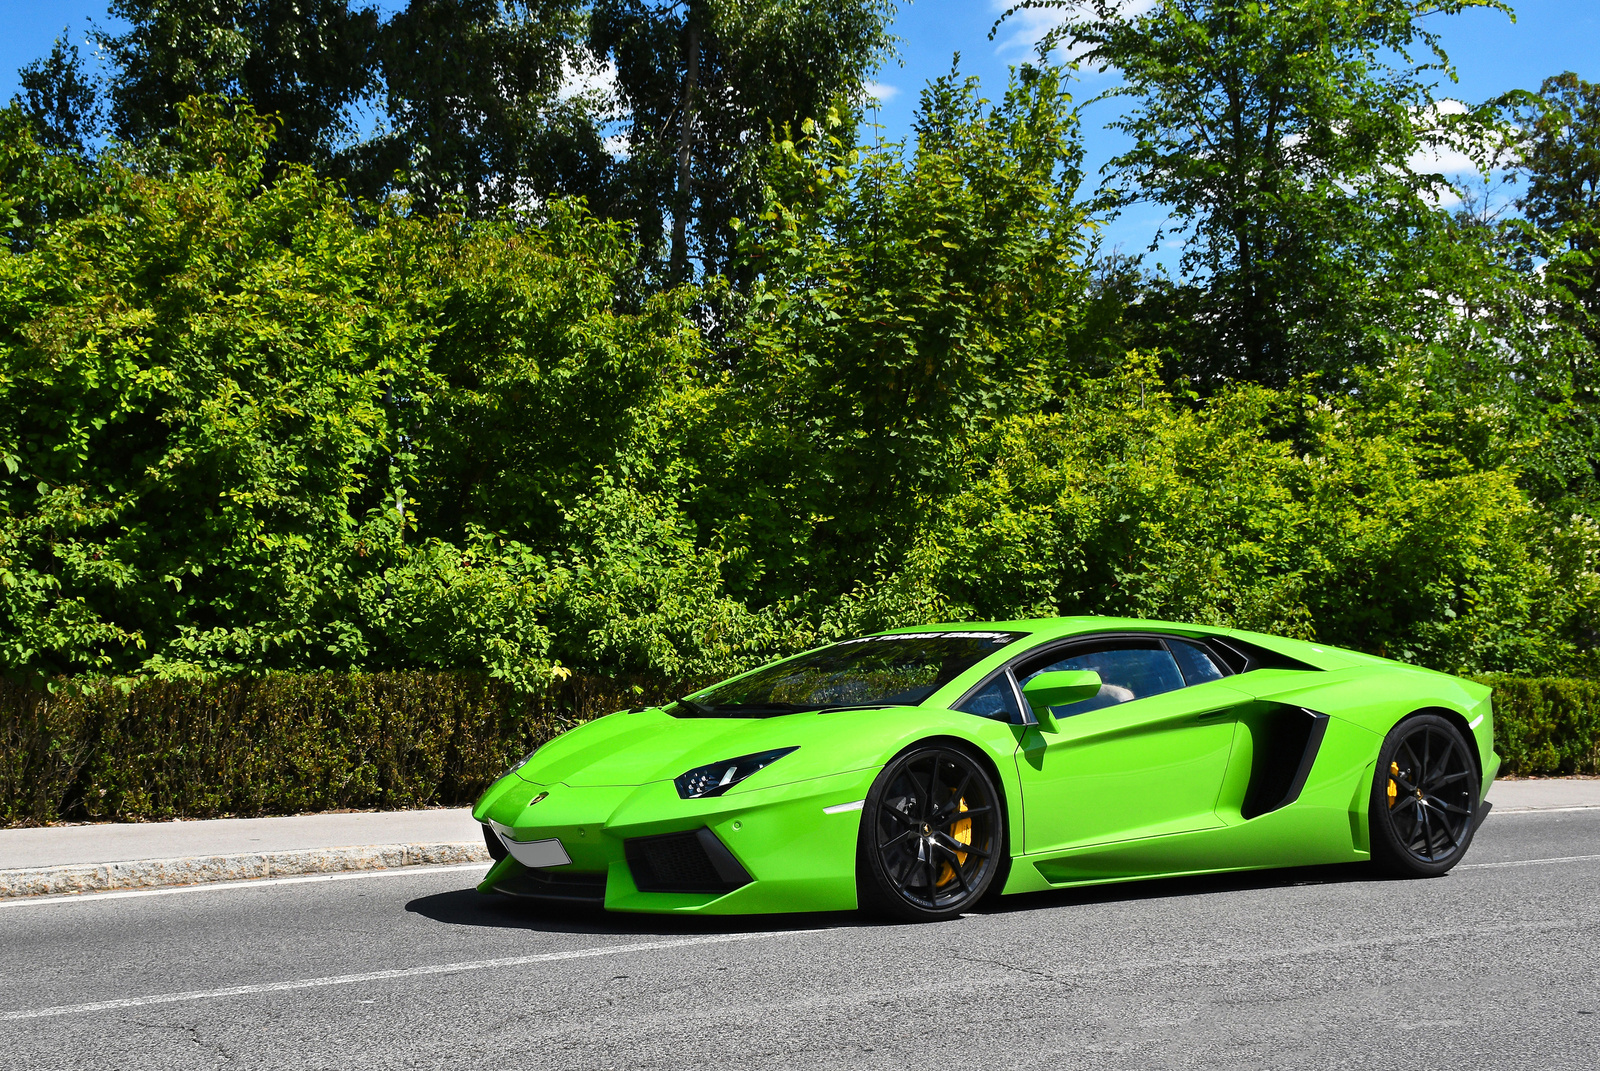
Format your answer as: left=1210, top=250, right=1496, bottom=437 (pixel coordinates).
left=1369, top=714, right=1480, bottom=878
left=856, top=744, right=1005, bottom=922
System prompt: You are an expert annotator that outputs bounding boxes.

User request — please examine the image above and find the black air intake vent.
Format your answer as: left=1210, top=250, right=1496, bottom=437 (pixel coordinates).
left=1242, top=705, right=1329, bottom=819
left=626, top=828, right=752, bottom=894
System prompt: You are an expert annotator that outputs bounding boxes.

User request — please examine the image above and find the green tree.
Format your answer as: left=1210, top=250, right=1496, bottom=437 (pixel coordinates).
left=12, top=31, right=104, bottom=157
left=367, top=0, right=610, bottom=215
left=702, top=65, right=1094, bottom=600
left=1001, top=0, right=1510, bottom=386
left=99, top=0, right=381, bottom=177
left=1514, top=72, right=1600, bottom=350
left=590, top=0, right=894, bottom=279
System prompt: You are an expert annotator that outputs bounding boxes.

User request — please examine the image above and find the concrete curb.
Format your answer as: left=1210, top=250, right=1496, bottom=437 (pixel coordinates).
left=0, top=842, right=491, bottom=900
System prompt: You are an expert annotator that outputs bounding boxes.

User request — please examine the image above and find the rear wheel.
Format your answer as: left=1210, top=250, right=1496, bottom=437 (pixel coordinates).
left=1370, top=714, right=1480, bottom=878
left=856, top=745, right=1004, bottom=922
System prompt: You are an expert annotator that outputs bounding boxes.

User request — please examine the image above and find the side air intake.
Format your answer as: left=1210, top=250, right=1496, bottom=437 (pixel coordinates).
left=1241, top=706, right=1329, bottom=820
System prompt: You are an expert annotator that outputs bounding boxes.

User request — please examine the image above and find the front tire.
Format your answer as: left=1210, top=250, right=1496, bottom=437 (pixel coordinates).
left=856, top=745, right=1004, bottom=922
left=1370, top=714, right=1480, bottom=878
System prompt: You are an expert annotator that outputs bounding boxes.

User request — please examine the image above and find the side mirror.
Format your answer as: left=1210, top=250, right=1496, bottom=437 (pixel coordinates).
left=1020, top=670, right=1102, bottom=733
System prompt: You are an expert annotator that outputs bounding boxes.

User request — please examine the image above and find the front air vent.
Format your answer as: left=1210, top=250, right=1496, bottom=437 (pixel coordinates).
left=625, top=828, right=752, bottom=894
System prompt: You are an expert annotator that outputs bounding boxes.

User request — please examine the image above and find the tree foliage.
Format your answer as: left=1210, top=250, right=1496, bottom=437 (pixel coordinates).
left=2, top=1, right=1599, bottom=689
left=1002, top=0, right=1513, bottom=385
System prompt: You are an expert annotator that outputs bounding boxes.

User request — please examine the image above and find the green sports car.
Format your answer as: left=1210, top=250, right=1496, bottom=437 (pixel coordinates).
left=472, top=617, right=1497, bottom=921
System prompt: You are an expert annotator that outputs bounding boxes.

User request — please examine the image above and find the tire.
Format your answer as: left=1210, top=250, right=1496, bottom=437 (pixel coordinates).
left=856, top=744, right=1005, bottom=922
left=1369, top=713, right=1481, bottom=878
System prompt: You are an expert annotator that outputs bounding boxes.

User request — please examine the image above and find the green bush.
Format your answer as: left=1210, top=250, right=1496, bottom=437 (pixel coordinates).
left=0, top=671, right=706, bottom=827
left=4, top=669, right=1596, bottom=827
left=1479, top=675, right=1600, bottom=778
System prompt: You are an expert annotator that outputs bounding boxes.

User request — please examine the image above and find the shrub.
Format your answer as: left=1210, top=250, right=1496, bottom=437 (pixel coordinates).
left=1479, top=675, right=1600, bottom=777
left=4, top=669, right=1597, bottom=827
left=0, top=670, right=706, bottom=826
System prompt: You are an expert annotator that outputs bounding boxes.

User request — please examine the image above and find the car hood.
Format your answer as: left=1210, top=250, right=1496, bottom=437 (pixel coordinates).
left=517, top=706, right=896, bottom=789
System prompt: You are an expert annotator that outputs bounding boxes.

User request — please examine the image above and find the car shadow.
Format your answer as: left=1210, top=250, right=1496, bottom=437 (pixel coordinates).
left=404, top=887, right=867, bottom=937
left=974, top=860, right=1386, bottom=916
left=408, top=860, right=1389, bottom=935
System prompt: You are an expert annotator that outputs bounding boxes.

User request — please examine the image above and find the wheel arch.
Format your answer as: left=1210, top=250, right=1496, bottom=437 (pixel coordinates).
left=1384, top=706, right=1483, bottom=788
left=855, top=734, right=1018, bottom=881
left=869, top=734, right=1014, bottom=834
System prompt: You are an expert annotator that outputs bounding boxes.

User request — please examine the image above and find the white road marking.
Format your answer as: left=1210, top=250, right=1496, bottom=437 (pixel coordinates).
left=0, top=931, right=805, bottom=1022
left=1461, top=853, right=1600, bottom=870
left=0, top=863, right=487, bottom=910
left=1491, top=805, right=1600, bottom=815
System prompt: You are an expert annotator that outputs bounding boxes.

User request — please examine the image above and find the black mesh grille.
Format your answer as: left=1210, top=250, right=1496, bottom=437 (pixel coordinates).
left=626, top=828, right=752, bottom=894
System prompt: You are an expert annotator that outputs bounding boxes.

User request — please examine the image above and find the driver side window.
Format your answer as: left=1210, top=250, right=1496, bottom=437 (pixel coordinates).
left=1017, top=639, right=1185, bottom=719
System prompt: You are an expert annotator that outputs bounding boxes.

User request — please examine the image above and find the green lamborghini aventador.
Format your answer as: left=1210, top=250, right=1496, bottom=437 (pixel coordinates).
left=472, top=617, right=1497, bottom=921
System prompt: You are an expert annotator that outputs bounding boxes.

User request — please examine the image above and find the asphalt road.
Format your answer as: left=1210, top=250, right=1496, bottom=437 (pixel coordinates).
left=2, top=810, right=1597, bottom=1071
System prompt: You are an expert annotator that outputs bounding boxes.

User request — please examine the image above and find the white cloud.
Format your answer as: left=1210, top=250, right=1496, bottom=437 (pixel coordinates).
left=1407, top=100, right=1494, bottom=180
left=988, top=0, right=1156, bottom=62
left=559, top=58, right=619, bottom=105
left=863, top=82, right=900, bottom=103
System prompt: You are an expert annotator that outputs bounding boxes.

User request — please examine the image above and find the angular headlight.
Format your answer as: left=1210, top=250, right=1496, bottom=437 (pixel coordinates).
left=674, top=747, right=799, bottom=799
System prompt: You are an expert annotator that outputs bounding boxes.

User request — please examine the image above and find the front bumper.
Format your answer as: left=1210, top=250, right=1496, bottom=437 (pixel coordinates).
left=472, top=766, right=878, bottom=914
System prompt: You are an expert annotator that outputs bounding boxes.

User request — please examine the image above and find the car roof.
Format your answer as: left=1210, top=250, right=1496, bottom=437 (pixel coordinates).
left=874, top=615, right=1404, bottom=672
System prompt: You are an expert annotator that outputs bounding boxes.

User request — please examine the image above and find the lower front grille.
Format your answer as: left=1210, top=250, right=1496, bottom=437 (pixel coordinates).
left=625, top=827, right=753, bottom=894
left=493, top=867, right=607, bottom=905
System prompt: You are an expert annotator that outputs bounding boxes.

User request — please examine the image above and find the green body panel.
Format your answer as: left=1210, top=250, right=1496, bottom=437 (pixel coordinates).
left=474, top=615, right=1500, bottom=914
left=1014, top=679, right=1252, bottom=854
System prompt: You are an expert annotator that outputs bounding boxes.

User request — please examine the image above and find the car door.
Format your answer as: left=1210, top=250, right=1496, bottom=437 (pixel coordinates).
left=1010, top=635, right=1253, bottom=854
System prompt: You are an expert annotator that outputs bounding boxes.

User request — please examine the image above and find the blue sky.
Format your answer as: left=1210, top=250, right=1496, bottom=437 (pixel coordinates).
left=3, top=1, right=1596, bottom=265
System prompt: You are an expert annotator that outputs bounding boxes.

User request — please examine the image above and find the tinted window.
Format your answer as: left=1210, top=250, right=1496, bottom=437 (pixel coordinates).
left=955, top=674, right=1023, bottom=722
left=1169, top=638, right=1226, bottom=685
left=1018, top=640, right=1185, bottom=718
left=675, top=631, right=1026, bottom=717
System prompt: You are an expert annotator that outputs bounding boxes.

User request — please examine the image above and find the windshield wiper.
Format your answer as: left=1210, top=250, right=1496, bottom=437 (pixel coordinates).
left=671, top=696, right=710, bottom=717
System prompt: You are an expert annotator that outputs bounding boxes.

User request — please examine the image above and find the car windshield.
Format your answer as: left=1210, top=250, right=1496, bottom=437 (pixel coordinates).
left=671, top=632, right=1026, bottom=718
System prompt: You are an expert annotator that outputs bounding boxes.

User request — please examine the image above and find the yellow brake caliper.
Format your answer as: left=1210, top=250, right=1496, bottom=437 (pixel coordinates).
left=1387, top=761, right=1399, bottom=809
left=936, top=800, right=973, bottom=888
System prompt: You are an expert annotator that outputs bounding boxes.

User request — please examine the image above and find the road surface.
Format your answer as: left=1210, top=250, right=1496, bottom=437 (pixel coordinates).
left=2, top=809, right=1596, bottom=1069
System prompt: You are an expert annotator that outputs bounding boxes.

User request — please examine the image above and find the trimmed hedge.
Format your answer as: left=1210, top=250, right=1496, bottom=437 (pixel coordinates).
left=0, top=672, right=706, bottom=827
left=1477, top=675, right=1600, bottom=778
left=2, top=671, right=1595, bottom=827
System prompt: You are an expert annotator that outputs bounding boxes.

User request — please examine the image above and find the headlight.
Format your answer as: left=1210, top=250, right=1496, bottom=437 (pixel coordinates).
left=502, top=744, right=541, bottom=780
left=674, top=747, right=799, bottom=799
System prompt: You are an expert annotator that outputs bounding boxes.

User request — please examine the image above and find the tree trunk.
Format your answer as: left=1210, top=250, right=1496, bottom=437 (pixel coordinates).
left=670, top=15, right=700, bottom=281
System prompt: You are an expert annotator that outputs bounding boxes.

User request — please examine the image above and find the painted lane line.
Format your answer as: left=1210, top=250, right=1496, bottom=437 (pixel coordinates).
left=0, top=930, right=809, bottom=1022
left=1491, top=804, right=1600, bottom=815
left=1461, top=853, right=1600, bottom=870
left=0, top=863, right=488, bottom=910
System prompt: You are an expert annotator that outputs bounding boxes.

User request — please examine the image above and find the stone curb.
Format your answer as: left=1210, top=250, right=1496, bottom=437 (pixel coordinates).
left=0, top=842, right=491, bottom=900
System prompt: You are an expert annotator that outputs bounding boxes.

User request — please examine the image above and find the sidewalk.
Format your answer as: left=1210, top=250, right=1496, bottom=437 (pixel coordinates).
left=2, top=779, right=1596, bottom=900
left=0, top=808, right=489, bottom=899
left=1485, top=777, right=1600, bottom=813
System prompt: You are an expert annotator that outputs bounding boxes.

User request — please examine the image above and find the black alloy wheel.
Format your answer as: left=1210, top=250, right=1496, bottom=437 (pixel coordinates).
left=857, top=744, right=1004, bottom=922
left=1370, top=713, right=1481, bottom=878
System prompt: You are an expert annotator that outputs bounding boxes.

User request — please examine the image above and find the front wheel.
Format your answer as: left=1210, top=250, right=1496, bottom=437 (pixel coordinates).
left=1370, top=714, right=1481, bottom=878
left=856, top=745, right=1004, bottom=922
